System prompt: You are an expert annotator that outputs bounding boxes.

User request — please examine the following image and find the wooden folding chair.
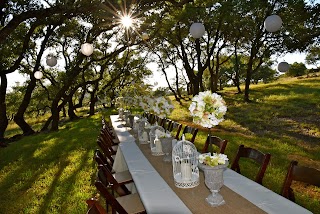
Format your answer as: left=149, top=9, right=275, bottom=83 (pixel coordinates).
left=181, top=125, right=198, bottom=143
left=95, top=168, right=146, bottom=214
left=202, top=135, right=228, bottom=154
left=167, top=121, right=182, bottom=140
left=162, top=118, right=172, bottom=131
left=230, top=144, right=271, bottom=185
left=86, top=197, right=107, bottom=214
left=281, top=160, right=320, bottom=202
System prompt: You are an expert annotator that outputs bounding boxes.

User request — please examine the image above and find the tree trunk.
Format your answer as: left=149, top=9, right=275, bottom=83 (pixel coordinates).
left=13, top=77, right=36, bottom=136
left=192, top=79, right=200, bottom=96
left=244, top=59, right=253, bottom=102
left=234, top=41, right=242, bottom=94
left=89, top=92, right=97, bottom=116
left=68, top=95, right=78, bottom=120
left=0, top=74, right=8, bottom=140
left=41, top=116, right=52, bottom=131
left=51, top=97, right=61, bottom=131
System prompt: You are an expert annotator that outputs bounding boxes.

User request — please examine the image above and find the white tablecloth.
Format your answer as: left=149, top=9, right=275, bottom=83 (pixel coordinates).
left=111, top=115, right=192, bottom=214
left=110, top=115, right=312, bottom=214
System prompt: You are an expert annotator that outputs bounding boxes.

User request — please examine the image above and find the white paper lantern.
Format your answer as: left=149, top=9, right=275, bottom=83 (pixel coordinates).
left=46, top=54, right=57, bottom=67
left=81, top=43, right=94, bottom=56
left=264, top=15, right=282, bottom=32
left=34, top=71, right=43, bottom=79
left=141, top=33, right=149, bottom=41
left=189, top=23, right=206, bottom=39
left=278, top=62, right=290, bottom=72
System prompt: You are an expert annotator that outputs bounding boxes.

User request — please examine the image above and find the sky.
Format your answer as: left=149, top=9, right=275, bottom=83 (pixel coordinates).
left=5, top=50, right=316, bottom=90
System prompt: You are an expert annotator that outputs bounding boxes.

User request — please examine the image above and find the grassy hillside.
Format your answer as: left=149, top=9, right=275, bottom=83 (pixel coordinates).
left=0, top=75, right=319, bottom=213
left=169, top=75, right=320, bottom=212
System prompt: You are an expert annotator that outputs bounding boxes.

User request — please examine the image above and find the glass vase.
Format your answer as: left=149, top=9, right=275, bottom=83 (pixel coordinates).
left=200, top=161, right=228, bottom=207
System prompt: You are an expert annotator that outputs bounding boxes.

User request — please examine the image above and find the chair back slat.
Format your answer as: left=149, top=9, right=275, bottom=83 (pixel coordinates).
left=98, top=165, right=130, bottom=196
left=181, top=125, right=198, bottom=143
left=95, top=179, right=128, bottom=214
left=202, top=136, right=228, bottom=154
left=231, top=144, right=271, bottom=185
left=281, top=161, right=320, bottom=202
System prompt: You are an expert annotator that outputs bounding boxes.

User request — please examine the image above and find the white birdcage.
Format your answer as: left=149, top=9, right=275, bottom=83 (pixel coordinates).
left=172, top=136, right=200, bottom=188
left=149, top=125, right=165, bottom=155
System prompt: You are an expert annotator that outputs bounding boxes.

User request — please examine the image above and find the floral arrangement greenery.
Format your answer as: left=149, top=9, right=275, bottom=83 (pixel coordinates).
left=115, top=96, right=136, bottom=110
left=199, top=153, right=229, bottom=167
left=189, top=91, right=227, bottom=128
left=138, top=95, right=154, bottom=112
left=150, top=96, right=174, bottom=119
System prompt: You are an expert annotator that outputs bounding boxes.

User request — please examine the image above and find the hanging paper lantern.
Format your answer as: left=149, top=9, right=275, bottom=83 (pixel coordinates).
left=277, top=62, right=290, bottom=72
left=154, top=82, right=158, bottom=86
left=264, top=15, right=282, bottom=32
left=81, top=43, right=94, bottom=56
left=34, top=71, right=43, bottom=79
left=141, top=33, right=149, bottom=41
left=46, top=54, right=57, bottom=67
left=189, top=23, right=206, bottom=39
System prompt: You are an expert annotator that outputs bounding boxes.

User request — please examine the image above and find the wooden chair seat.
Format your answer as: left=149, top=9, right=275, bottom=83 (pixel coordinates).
left=111, top=145, right=118, bottom=152
left=113, top=170, right=133, bottom=185
left=116, top=193, right=146, bottom=214
left=95, top=169, right=146, bottom=214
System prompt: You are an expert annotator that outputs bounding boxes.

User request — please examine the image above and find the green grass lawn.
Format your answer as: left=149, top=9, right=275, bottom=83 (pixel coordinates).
left=0, top=112, right=108, bottom=214
left=169, top=75, right=320, bottom=213
left=0, top=75, right=319, bottom=213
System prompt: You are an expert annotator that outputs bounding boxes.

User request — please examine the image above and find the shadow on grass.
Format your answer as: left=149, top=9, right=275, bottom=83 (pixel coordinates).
left=0, top=114, right=101, bottom=213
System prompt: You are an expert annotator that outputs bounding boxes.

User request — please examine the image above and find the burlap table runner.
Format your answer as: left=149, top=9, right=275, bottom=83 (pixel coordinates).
left=134, top=140, right=267, bottom=214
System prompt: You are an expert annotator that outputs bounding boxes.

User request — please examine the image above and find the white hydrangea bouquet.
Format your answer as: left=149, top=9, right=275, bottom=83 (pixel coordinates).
left=189, top=91, right=227, bottom=128
left=138, top=95, right=154, bottom=112
left=199, top=153, right=229, bottom=167
left=151, top=97, right=174, bottom=119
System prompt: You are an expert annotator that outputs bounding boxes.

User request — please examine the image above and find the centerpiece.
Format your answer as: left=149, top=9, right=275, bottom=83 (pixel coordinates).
left=150, top=96, right=174, bottom=119
left=189, top=91, right=227, bottom=206
left=198, top=153, right=229, bottom=207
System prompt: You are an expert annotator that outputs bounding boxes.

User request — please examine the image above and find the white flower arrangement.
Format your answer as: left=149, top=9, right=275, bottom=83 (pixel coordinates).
left=199, top=153, right=229, bottom=167
left=189, top=91, right=227, bottom=128
left=115, top=96, right=136, bottom=110
left=151, top=96, right=174, bottom=119
left=138, top=95, right=154, bottom=112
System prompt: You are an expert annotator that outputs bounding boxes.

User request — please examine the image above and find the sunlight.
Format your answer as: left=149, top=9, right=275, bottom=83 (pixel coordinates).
left=121, top=15, right=133, bottom=28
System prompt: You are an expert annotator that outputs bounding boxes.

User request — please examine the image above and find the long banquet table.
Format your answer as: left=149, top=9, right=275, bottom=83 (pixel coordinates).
left=110, top=115, right=312, bottom=214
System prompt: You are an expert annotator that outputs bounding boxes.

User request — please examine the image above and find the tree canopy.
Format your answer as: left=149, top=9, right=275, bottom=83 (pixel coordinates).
left=0, top=0, right=319, bottom=139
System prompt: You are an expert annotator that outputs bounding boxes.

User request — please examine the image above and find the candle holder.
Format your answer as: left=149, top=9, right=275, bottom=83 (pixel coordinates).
left=149, top=125, right=165, bottom=150
left=161, top=137, right=174, bottom=162
left=172, top=138, right=199, bottom=188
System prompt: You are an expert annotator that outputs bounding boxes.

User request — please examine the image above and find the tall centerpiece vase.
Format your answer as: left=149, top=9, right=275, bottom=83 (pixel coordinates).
left=189, top=91, right=228, bottom=206
left=201, top=161, right=228, bottom=207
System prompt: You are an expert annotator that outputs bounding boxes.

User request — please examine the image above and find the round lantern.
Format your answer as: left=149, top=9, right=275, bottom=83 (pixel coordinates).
left=34, top=71, right=43, bottom=79
left=277, top=62, right=290, bottom=72
left=81, top=43, right=94, bottom=56
left=189, top=23, right=206, bottom=39
left=141, top=33, right=149, bottom=41
left=46, top=54, right=57, bottom=67
left=264, top=15, right=282, bottom=32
